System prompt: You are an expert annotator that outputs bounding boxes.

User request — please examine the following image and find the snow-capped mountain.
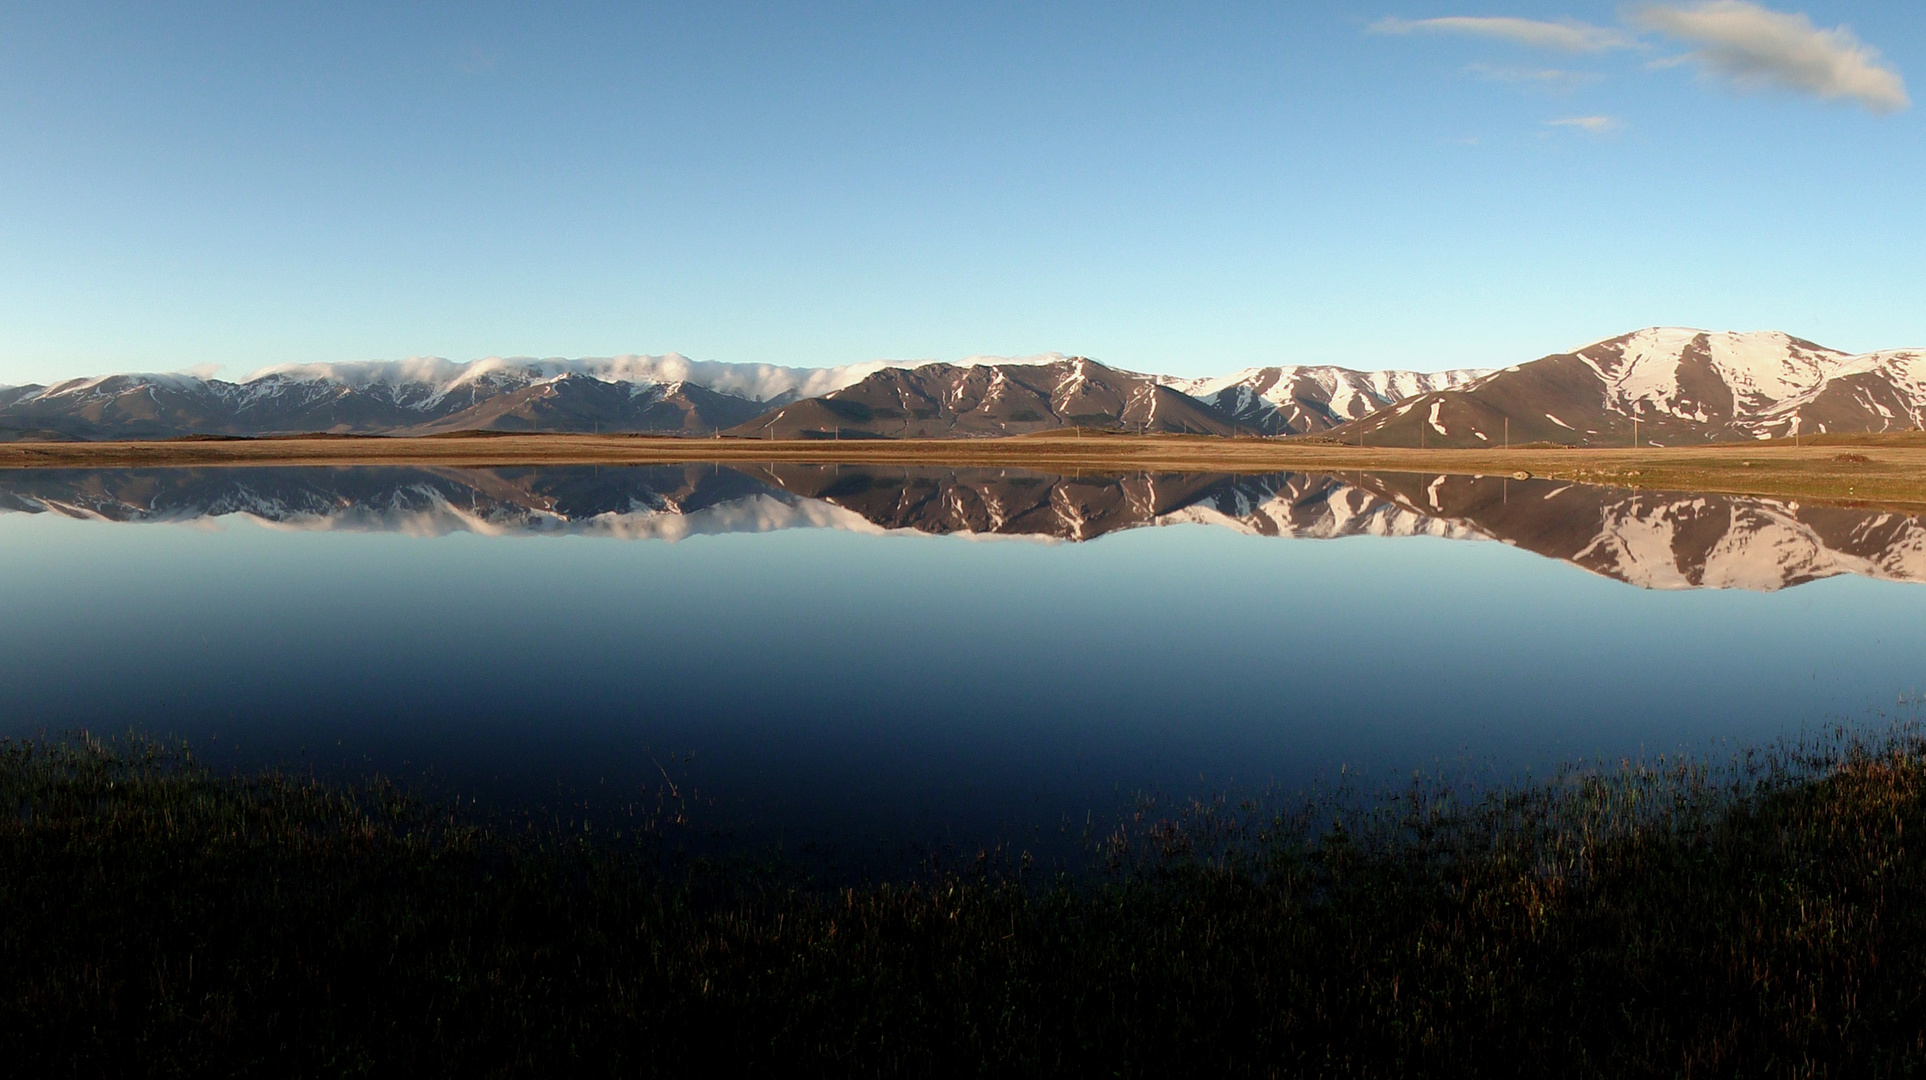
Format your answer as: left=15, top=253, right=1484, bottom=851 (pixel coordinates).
left=730, top=357, right=1254, bottom=439
left=1159, top=366, right=1487, bottom=435
left=5, top=463, right=1920, bottom=591
left=1330, top=328, right=1926, bottom=448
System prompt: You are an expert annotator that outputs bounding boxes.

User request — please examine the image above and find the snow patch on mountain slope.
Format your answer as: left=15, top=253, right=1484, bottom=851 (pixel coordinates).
left=1759, top=349, right=1926, bottom=429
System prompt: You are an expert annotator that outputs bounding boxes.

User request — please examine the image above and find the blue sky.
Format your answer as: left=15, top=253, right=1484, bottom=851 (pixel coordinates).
left=0, top=2, right=1918, bottom=384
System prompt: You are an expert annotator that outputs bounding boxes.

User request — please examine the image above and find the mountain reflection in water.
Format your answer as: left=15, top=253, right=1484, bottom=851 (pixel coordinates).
left=2, top=464, right=1922, bottom=592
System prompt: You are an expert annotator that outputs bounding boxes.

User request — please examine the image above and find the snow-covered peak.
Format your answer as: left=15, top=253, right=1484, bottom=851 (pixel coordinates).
left=1577, top=328, right=1850, bottom=420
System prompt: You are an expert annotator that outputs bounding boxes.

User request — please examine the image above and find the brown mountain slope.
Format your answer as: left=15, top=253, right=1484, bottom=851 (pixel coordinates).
left=727, top=359, right=1256, bottom=439
left=401, top=375, right=766, bottom=434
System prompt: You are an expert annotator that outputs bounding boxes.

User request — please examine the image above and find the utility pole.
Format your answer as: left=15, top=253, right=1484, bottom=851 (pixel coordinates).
left=1633, top=416, right=1638, bottom=449
left=1504, top=417, right=1509, bottom=450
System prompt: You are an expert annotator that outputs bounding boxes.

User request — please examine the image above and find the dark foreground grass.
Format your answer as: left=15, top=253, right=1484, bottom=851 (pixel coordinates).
left=5, top=732, right=1926, bottom=1077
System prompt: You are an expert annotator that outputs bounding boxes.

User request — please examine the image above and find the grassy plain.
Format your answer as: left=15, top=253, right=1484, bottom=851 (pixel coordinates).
left=6, top=731, right=1926, bottom=1075
left=4, top=430, right=1926, bottom=507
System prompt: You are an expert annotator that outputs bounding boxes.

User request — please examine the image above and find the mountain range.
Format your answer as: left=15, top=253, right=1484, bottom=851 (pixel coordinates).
left=3, top=328, right=1921, bottom=444
left=0, top=352, right=1481, bottom=441
left=6, top=463, right=1922, bottom=592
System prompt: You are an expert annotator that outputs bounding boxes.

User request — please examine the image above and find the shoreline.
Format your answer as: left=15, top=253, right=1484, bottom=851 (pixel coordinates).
left=3, top=431, right=1925, bottom=507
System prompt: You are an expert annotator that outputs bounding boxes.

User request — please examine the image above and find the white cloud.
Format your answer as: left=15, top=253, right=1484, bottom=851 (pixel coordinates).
left=1632, top=2, right=1909, bottom=112
left=1546, top=115, right=1622, bottom=133
left=1466, top=63, right=1603, bottom=89
left=1370, top=16, right=1631, bottom=52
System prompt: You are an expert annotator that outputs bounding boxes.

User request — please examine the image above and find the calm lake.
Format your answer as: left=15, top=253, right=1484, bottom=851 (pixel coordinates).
left=2, top=464, right=1922, bottom=859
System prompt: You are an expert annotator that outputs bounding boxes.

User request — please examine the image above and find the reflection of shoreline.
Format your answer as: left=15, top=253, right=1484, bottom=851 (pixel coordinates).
left=2, top=465, right=1924, bottom=591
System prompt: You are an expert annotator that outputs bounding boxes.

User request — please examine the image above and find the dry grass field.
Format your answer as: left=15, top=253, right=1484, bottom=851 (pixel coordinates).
left=4, top=430, right=1925, bottom=507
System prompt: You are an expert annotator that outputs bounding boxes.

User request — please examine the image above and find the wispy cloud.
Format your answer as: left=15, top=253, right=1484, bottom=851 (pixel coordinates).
left=1466, top=63, right=1602, bottom=90
left=1546, top=115, right=1622, bottom=133
left=1632, top=2, right=1909, bottom=112
left=1370, top=16, right=1631, bottom=53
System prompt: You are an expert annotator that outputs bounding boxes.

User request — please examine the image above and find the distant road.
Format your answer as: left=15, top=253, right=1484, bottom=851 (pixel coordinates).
left=3, top=431, right=1923, bottom=509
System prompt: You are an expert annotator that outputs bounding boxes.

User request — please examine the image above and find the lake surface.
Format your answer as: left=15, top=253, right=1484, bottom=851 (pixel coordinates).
left=2, top=464, right=1923, bottom=859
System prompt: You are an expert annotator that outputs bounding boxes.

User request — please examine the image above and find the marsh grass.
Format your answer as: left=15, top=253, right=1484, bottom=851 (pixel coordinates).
left=5, top=727, right=1926, bottom=1076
